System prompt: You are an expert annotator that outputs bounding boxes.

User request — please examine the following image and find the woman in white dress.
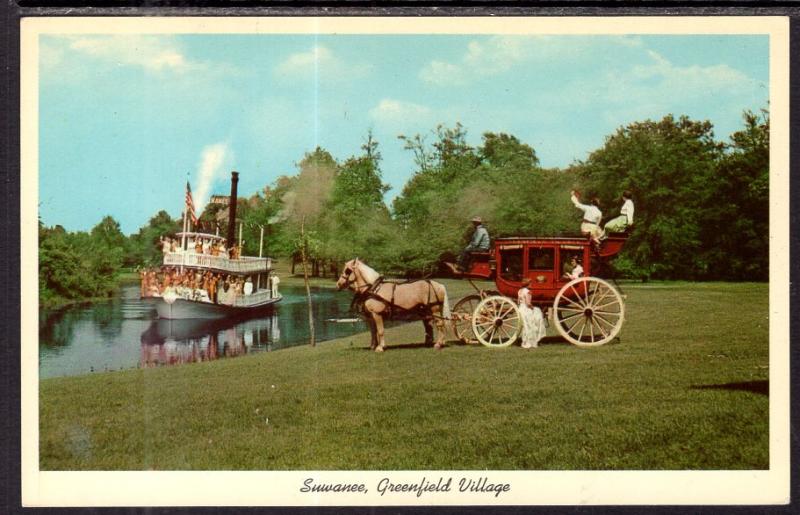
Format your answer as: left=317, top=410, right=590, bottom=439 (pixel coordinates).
left=517, top=278, right=547, bottom=349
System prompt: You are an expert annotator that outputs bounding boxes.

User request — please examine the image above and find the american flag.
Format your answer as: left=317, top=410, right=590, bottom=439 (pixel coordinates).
left=185, top=181, right=198, bottom=224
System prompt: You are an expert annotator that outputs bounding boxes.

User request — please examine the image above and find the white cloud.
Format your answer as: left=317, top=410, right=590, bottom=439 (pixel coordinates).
left=368, top=99, right=432, bottom=124
left=602, top=50, right=760, bottom=109
left=64, top=35, right=204, bottom=74
left=418, top=60, right=467, bottom=87
left=463, top=37, right=527, bottom=74
left=523, top=46, right=763, bottom=129
left=638, top=50, right=754, bottom=93
left=420, top=36, right=571, bottom=86
left=275, top=45, right=333, bottom=76
left=420, top=36, right=527, bottom=86
left=194, top=142, right=233, bottom=212
left=419, top=35, right=646, bottom=87
left=273, top=45, right=371, bottom=82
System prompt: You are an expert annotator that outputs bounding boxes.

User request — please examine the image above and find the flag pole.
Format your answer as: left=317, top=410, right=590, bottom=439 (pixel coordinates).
left=180, top=203, right=187, bottom=274
left=181, top=174, right=189, bottom=273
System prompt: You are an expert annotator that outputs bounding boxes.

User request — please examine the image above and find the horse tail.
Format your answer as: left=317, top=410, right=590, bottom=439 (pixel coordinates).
left=440, top=283, right=451, bottom=319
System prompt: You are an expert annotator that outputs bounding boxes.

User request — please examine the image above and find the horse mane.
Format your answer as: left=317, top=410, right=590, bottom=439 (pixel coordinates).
left=355, top=260, right=381, bottom=284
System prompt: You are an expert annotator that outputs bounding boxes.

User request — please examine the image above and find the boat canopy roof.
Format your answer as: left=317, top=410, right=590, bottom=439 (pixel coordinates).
left=175, top=232, right=226, bottom=241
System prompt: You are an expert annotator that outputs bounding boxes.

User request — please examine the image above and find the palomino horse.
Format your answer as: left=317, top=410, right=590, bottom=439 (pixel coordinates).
left=336, top=259, right=451, bottom=352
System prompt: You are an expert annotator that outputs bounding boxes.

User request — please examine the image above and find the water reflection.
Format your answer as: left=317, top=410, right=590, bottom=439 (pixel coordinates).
left=39, top=308, right=80, bottom=348
left=139, top=314, right=280, bottom=368
left=39, top=283, right=364, bottom=378
left=91, top=302, right=124, bottom=339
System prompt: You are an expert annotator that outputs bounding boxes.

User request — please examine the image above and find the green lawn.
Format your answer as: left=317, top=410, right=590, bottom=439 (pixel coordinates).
left=39, top=281, right=769, bottom=470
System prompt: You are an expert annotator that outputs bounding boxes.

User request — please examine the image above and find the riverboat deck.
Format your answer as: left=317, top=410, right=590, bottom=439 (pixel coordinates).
left=163, top=252, right=271, bottom=274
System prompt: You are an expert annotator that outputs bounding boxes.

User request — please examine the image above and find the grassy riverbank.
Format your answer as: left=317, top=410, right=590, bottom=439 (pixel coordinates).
left=39, top=281, right=769, bottom=470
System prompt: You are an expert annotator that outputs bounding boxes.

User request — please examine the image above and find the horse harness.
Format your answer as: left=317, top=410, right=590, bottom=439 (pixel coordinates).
left=349, top=275, right=444, bottom=321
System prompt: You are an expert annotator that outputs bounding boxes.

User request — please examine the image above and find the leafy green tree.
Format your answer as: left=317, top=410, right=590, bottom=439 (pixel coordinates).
left=480, top=132, right=539, bottom=170
left=573, top=114, right=725, bottom=279
left=390, top=126, right=572, bottom=273
left=280, top=147, right=338, bottom=342
left=91, top=215, right=126, bottom=249
left=703, top=109, right=769, bottom=279
left=126, top=210, right=180, bottom=267
left=40, top=217, right=127, bottom=306
left=326, top=132, right=394, bottom=267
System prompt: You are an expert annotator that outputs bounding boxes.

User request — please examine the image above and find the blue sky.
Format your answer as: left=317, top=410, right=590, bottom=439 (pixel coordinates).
left=38, top=33, right=769, bottom=234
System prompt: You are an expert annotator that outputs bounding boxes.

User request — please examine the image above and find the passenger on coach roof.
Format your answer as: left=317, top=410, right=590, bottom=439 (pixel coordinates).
left=570, top=190, right=604, bottom=245
left=604, top=190, right=635, bottom=234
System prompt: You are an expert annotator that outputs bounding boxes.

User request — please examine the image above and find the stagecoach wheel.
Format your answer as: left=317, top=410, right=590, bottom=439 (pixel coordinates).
left=472, top=296, right=522, bottom=348
left=452, top=294, right=482, bottom=344
left=553, top=277, right=625, bottom=347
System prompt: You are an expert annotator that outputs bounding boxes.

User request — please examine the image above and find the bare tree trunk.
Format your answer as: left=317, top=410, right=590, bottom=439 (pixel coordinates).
left=300, top=216, right=315, bottom=347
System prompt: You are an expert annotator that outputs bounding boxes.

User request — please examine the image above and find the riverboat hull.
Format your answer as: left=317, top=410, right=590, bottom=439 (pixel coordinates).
left=153, top=296, right=282, bottom=320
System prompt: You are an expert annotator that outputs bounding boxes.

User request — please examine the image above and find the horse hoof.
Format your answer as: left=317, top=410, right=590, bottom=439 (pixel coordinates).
left=375, top=347, right=384, bottom=353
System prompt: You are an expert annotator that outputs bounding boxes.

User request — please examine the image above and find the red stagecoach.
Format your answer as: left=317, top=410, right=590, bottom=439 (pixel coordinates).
left=451, top=235, right=628, bottom=348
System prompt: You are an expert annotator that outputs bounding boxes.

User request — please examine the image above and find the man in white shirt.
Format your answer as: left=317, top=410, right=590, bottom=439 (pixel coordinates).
left=243, top=277, right=253, bottom=296
left=604, top=190, right=635, bottom=233
left=271, top=273, right=280, bottom=298
left=570, top=191, right=604, bottom=244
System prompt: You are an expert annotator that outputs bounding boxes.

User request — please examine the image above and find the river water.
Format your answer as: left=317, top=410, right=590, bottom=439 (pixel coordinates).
left=39, top=283, right=366, bottom=379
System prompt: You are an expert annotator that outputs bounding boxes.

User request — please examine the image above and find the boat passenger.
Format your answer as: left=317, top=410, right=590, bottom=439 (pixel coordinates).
left=244, top=277, right=253, bottom=296
left=139, top=268, right=147, bottom=297
left=195, top=239, right=203, bottom=254
left=270, top=273, right=280, bottom=298
left=210, top=273, right=219, bottom=303
left=170, top=238, right=179, bottom=253
left=160, top=237, right=171, bottom=255
left=202, top=238, right=211, bottom=255
left=218, top=281, right=231, bottom=305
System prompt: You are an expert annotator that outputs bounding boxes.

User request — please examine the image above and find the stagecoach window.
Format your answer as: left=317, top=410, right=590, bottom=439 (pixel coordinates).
left=528, top=248, right=554, bottom=271
left=499, top=247, right=523, bottom=282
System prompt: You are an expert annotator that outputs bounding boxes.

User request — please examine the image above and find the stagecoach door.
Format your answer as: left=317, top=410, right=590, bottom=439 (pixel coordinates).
left=497, top=245, right=524, bottom=283
left=526, top=245, right=556, bottom=290
left=557, top=245, right=586, bottom=284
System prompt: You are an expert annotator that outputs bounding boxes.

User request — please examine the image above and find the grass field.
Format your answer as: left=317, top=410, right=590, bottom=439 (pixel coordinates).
left=39, top=281, right=769, bottom=470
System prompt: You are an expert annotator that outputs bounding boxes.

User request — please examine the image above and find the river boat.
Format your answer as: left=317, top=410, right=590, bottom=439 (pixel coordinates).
left=143, top=171, right=281, bottom=320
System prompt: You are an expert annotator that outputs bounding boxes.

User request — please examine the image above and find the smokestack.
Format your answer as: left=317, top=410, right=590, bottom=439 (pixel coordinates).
left=227, top=171, right=239, bottom=248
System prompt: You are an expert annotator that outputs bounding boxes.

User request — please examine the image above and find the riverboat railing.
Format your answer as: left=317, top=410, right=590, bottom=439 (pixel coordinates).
left=233, top=289, right=277, bottom=307
left=163, top=252, right=271, bottom=274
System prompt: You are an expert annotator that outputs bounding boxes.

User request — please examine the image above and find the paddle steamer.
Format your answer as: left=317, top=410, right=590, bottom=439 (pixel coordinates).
left=144, top=171, right=281, bottom=320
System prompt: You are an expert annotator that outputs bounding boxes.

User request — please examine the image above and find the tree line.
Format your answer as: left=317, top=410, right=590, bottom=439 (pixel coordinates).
left=39, top=108, right=769, bottom=305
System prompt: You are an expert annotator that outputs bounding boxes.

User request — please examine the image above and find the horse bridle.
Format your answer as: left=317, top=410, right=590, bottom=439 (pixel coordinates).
left=339, top=262, right=375, bottom=293
left=339, top=266, right=356, bottom=289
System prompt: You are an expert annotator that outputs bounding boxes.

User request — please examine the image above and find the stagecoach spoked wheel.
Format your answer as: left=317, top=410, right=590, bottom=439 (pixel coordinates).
left=452, top=294, right=482, bottom=344
left=471, top=295, right=522, bottom=348
left=553, top=277, right=625, bottom=347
